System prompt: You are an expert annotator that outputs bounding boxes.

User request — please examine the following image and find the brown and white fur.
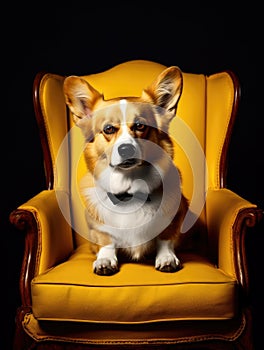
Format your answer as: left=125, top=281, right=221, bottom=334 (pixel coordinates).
left=63, top=66, right=189, bottom=275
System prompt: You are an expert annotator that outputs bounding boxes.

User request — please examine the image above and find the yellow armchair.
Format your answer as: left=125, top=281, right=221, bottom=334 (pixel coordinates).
left=10, top=60, right=263, bottom=349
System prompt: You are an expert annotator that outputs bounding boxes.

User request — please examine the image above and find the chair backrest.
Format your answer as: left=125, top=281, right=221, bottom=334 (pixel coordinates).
left=34, top=60, right=239, bottom=245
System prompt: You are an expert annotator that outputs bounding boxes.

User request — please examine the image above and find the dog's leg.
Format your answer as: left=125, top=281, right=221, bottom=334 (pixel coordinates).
left=93, top=244, right=119, bottom=275
left=155, top=239, right=182, bottom=272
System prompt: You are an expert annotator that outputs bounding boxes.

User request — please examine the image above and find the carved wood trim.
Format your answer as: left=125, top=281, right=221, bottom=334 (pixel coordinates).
left=219, top=70, right=241, bottom=188
left=232, top=207, right=263, bottom=296
left=13, top=307, right=35, bottom=350
left=9, top=209, right=40, bottom=308
left=12, top=311, right=251, bottom=350
left=33, top=71, right=54, bottom=190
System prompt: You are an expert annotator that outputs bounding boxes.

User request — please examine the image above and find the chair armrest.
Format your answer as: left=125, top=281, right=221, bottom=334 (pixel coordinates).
left=206, top=188, right=263, bottom=292
left=10, top=190, right=74, bottom=301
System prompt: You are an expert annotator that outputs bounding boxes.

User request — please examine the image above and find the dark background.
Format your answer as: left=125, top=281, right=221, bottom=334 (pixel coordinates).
left=3, top=3, right=263, bottom=349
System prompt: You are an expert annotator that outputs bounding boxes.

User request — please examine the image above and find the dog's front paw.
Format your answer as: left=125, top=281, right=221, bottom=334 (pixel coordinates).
left=93, top=258, right=119, bottom=276
left=155, top=253, right=182, bottom=273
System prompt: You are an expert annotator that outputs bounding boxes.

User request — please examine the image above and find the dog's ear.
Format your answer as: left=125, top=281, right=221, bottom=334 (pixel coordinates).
left=63, top=76, right=103, bottom=123
left=143, top=66, right=183, bottom=113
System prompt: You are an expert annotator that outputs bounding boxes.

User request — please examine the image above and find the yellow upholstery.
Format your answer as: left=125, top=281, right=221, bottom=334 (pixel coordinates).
left=31, top=245, right=237, bottom=322
left=11, top=60, right=262, bottom=349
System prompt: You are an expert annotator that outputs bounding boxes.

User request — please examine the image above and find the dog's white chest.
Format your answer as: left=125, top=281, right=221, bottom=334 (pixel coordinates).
left=81, top=161, right=182, bottom=248
left=85, top=186, right=178, bottom=248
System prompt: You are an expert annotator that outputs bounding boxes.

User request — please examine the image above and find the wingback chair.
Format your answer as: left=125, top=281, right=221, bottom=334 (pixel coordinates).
left=10, top=60, right=263, bottom=349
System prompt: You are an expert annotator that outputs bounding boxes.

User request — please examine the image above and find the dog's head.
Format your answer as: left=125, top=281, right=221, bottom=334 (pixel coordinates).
left=63, top=66, right=183, bottom=176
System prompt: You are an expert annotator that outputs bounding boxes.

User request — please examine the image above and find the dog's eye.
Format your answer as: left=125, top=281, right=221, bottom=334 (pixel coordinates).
left=133, top=122, right=146, bottom=132
left=103, top=124, right=116, bottom=134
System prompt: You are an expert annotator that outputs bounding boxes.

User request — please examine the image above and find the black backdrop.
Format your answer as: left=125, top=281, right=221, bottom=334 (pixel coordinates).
left=3, top=3, right=263, bottom=349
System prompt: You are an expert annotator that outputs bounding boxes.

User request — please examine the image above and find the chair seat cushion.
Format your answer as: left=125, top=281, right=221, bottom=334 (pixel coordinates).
left=31, top=243, right=238, bottom=323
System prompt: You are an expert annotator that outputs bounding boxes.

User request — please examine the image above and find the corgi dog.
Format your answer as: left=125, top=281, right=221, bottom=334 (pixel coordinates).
left=63, top=66, right=189, bottom=275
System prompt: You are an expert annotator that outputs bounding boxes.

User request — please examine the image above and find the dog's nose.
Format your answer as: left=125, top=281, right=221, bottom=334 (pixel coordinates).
left=118, top=143, right=136, bottom=158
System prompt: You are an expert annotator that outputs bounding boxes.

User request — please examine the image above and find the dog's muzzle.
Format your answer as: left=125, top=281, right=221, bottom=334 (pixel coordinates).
left=117, top=143, right=140, bottom=169
left=118, top=143, right=136, bottom=158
